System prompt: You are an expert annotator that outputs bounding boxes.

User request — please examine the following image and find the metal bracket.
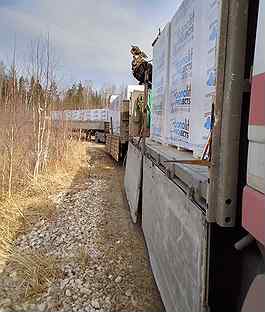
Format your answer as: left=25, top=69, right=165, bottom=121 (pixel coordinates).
left=164, top=159, right=212, bottom=167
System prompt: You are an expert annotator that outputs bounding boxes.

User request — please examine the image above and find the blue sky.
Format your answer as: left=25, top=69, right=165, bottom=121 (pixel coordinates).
left=0, top=0, right=181, bottom=88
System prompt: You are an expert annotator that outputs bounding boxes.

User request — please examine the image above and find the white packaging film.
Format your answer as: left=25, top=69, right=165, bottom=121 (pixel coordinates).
left=191, top=0, right=220, bottom=157
left=51, top=109, right=109, bottom=122
left=152, top=0, right=221, bottom=157
left=108, top=96, right=121, bottom=135
left=151, top=23, right=170, bottom=143
left=166, top=0, right=194, bottom=150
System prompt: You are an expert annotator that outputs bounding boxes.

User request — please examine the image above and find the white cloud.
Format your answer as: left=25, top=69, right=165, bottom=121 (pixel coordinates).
left=0, top=0, right=178, bottom=86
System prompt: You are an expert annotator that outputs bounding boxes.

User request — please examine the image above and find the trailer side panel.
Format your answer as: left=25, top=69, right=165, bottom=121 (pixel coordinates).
left=142, top=156, right=208, bottom=312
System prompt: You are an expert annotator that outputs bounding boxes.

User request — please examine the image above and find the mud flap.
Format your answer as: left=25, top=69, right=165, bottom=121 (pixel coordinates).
left=124, top=142, right=143, bottom=223
left=241, top=274, right=265, bottom=312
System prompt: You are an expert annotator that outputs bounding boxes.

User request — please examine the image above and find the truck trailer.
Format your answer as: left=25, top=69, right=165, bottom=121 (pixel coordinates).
left=124, top=0, right=264, bottom=311
left=51, top=109, right=110, bottom=142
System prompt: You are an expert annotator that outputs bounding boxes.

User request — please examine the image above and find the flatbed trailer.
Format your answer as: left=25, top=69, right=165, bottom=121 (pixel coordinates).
left=124, top=0, right=265, bottom=311
left=51, top=109, right=109, bottom=142
left=52, top=119, right=109, bottom=142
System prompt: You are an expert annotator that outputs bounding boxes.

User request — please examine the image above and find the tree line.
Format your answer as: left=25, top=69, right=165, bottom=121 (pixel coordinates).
left=0, top=36, right=121, bottom=198
left=0, top=61, right=110, bottom=112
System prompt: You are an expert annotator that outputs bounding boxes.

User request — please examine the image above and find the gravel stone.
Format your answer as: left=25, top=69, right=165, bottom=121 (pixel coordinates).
left=37, top=303, right=46, bottom=312
left=65, top=289, right=71, bottom=297
left=91, top=299, right=100, bottom=309
left=115, top=276, right=122, bottom=283
left=125, top=289, right=132, bottom=297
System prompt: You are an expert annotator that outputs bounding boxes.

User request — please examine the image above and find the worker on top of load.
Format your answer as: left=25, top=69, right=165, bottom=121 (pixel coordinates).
left=130, top=46, right=152, bottom=87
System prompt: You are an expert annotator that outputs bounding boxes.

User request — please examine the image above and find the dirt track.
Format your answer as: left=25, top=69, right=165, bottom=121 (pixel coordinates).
left=0, top=143, right=164, bottom=312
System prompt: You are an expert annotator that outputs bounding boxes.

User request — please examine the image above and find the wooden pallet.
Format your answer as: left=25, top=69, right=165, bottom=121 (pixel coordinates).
left=105, top=134, right=111, bottom=154
left=104, top=122, right=110, bottom=134
left=105, top=134, right=120, bottom=161
left=105, top=100, right=129, bottom=161
left=110, top=135, right=120, bottom=161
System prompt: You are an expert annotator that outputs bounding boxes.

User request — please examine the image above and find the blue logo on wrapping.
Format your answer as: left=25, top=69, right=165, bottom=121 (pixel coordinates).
left=207, top=71, right=216, bottom=87
left=204, top=117, right=212, bottom=130
left=209, top=25, right=218, bottom=41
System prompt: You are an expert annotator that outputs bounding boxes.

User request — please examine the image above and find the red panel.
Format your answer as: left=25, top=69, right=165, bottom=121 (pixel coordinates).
left=242, top=186, right=265, bottom=245
left=249, top=73, right=265, bottom=126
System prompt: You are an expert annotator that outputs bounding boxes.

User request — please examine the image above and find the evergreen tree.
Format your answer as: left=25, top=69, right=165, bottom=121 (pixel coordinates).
left=48, top=80, right=59, bottom=109
left=76, top=81, right=84, bottom=109
left=0, top=62, right=6, bottom=109
left=27, top=76, right=36, bottom=110
left=18, top=76, right=27, bottom=110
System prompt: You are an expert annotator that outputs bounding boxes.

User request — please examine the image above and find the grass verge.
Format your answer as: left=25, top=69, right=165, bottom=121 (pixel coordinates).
left=0, top=140, right=88, bottom=301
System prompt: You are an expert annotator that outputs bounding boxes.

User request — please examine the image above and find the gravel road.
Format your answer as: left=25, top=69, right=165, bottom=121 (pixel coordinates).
left=0, top=143, right=164, bottom=312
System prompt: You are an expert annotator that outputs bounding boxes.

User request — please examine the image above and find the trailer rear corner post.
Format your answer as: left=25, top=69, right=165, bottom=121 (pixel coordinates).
left=208, top=0, right=250, bottom=227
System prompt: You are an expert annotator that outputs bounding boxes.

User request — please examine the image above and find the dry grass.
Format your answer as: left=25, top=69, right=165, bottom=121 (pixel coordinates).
left=0, top=140, right=88, bottom=299
left=9, top=250, right=61, bottom=299
left=77, top=248, right=92, bottom=269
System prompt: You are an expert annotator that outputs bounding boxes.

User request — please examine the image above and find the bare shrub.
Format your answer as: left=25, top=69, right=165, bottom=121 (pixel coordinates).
left=0, top=37, right=88, bottom=290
